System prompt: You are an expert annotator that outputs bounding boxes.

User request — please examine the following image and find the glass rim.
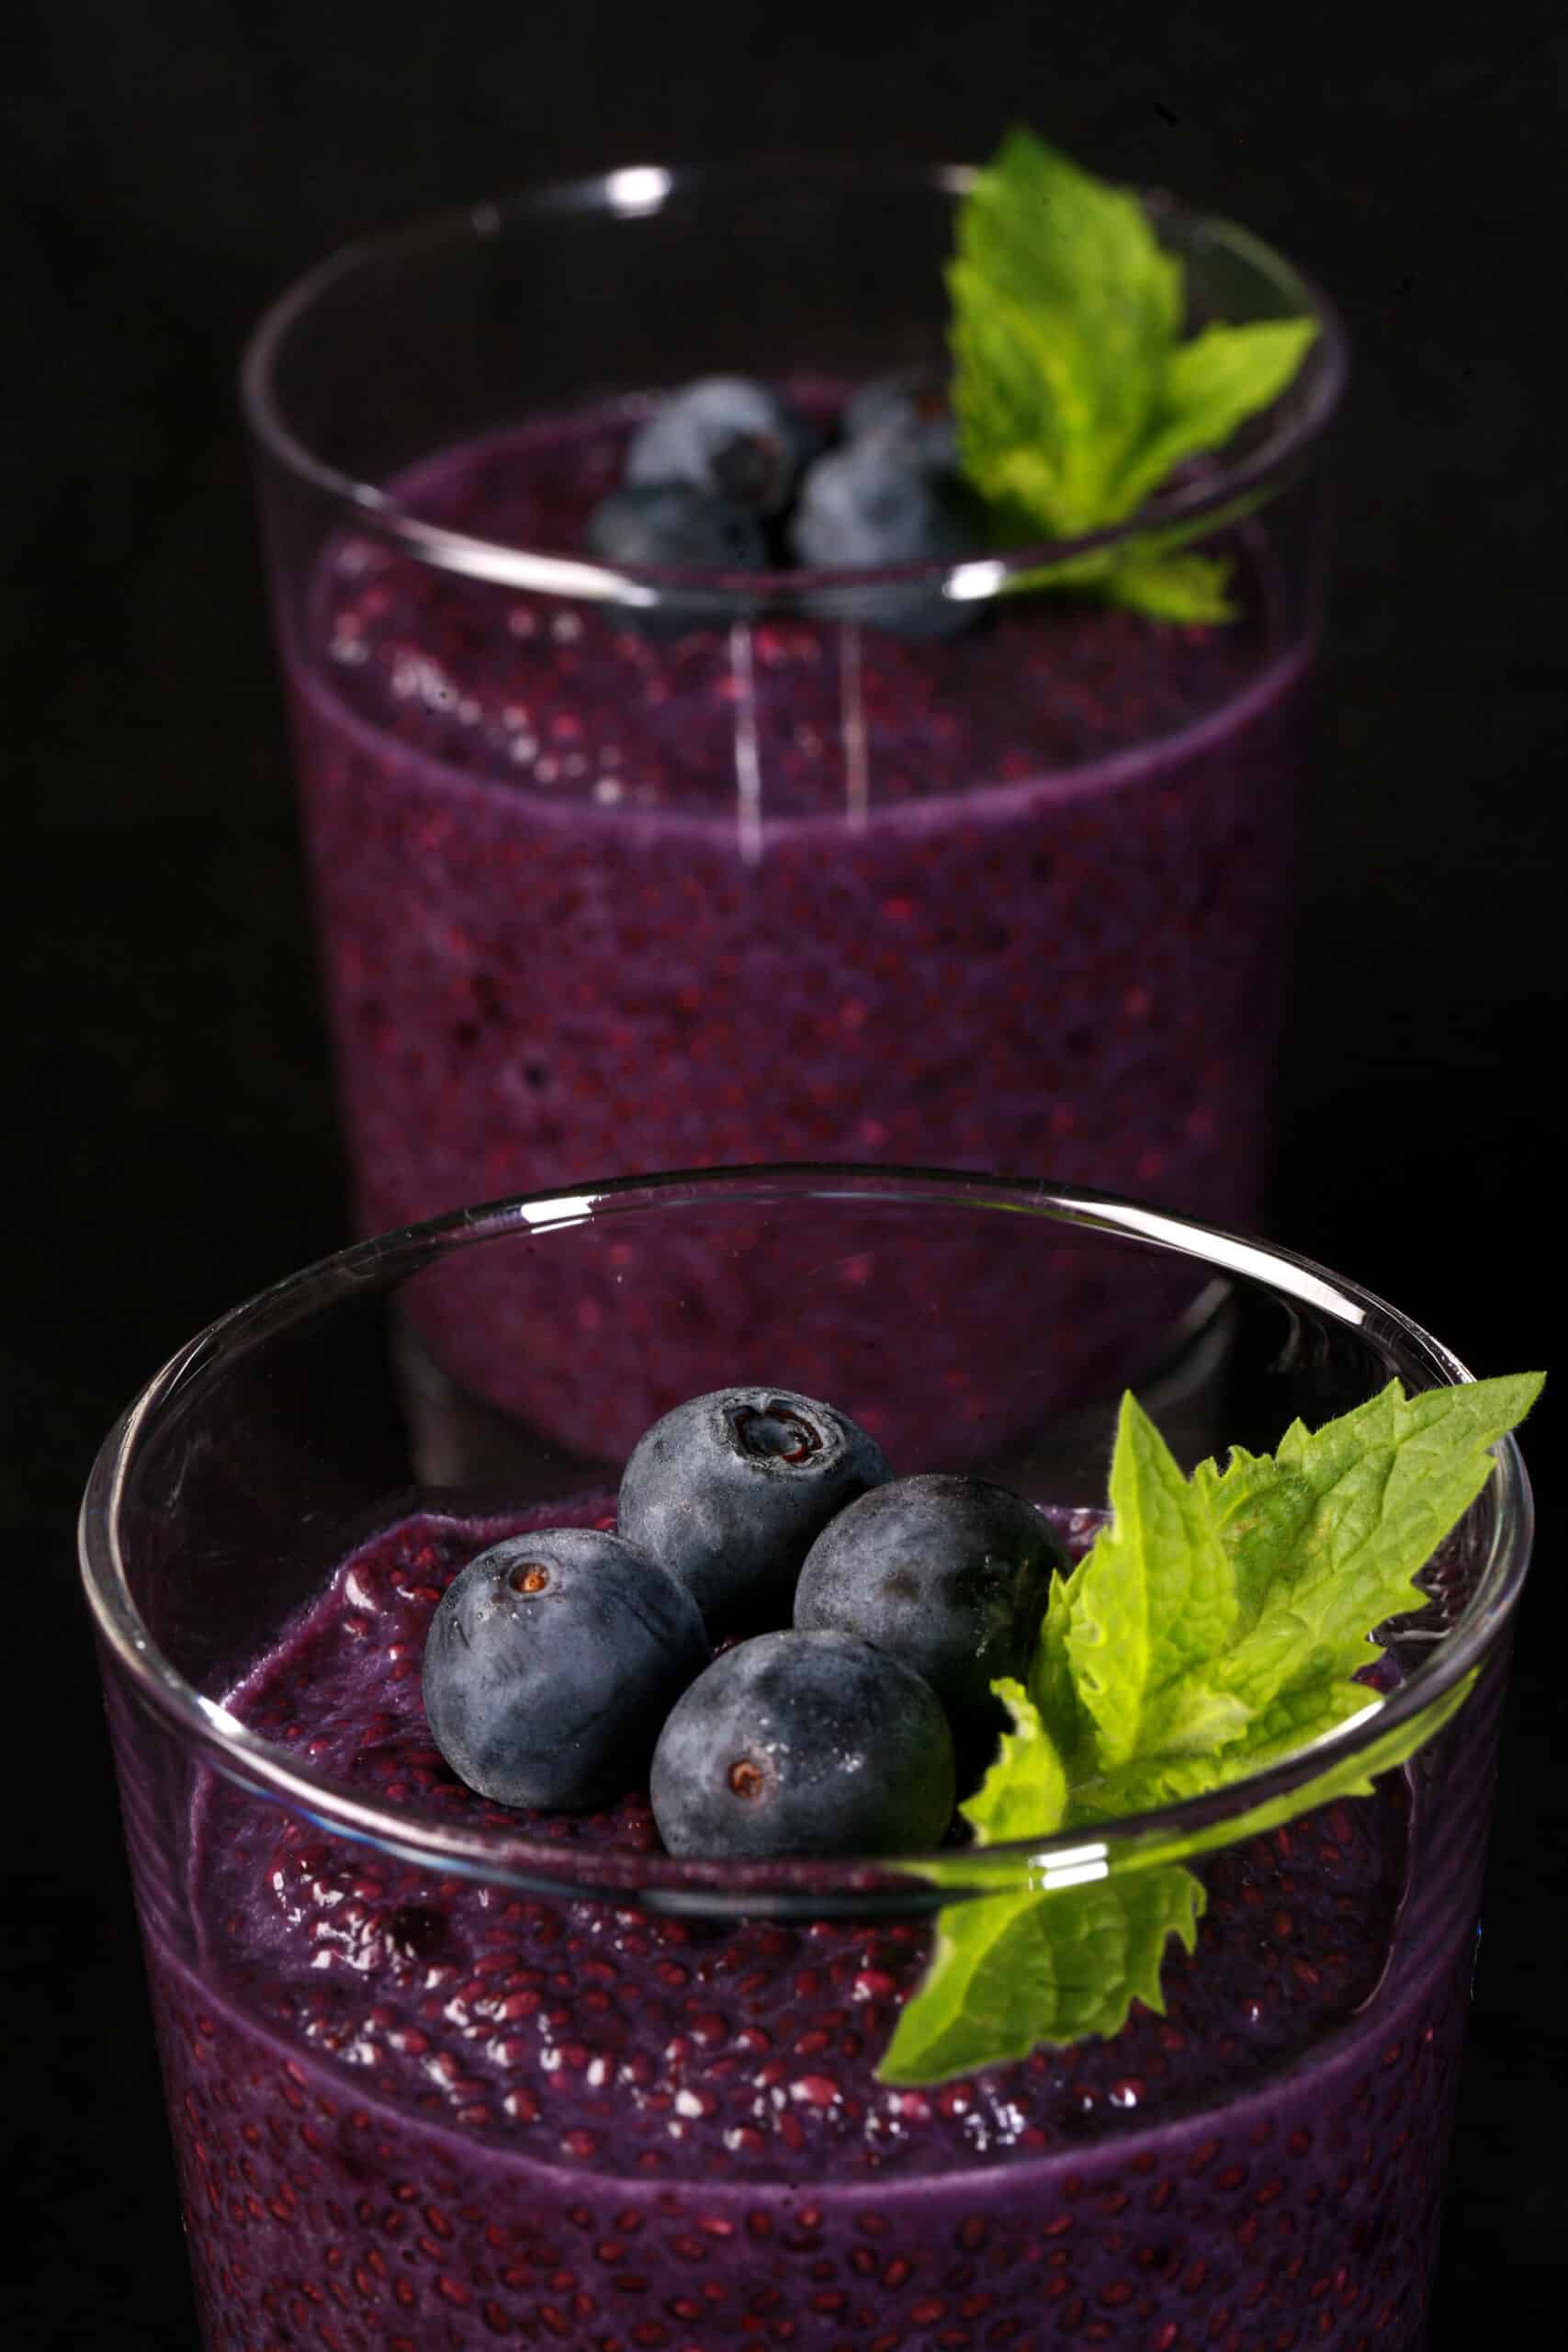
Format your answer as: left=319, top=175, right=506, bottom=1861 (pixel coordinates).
left=238, top=159, right=1350, bottom=606
left=78, top=1164, right=1531, bottom=1911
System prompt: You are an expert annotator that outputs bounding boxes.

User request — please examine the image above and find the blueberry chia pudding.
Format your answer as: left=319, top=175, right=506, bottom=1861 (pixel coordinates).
left=146, top=1484, right=1486, bottom=2352
left=284, top=391, right=1308, bottom=1453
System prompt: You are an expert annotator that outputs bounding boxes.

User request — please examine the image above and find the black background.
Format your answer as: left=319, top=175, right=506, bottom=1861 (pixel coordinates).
left=5, top=4, right=1565, bottom=2343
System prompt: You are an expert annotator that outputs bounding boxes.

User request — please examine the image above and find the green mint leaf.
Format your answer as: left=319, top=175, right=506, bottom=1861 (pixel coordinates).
left=1064, top=1394, right=1247, bottom=1770
left=881, top=1680, right=1202, bottom=2080
left=1224, top=1669, right=1477, bottom=1809
left=1070, top=1372, right=1541, bottom=1814
left=875, top=1887, right=1046, bottom=2086
left=877, top=1866, right=1203, bottom=2084
left=1077, top=1678, right=1395, bottom=1825
left=998, top=545, right=1238, bottom=622
left=1200, top=1373, right=1544, bottom=1715
left=950, top=128, right=1180, bottom=539
left=907, top=1669, right=1478, bottom=1901
left=880, top=1370, right=1540, bottom=2084
left=948, top=125, right=1318, bottom=623
left=879, top=1860, right=1203, bottom=2085
left=1112, top=319, right=1321, bottom=514
left=991, top=481, right=1269, bottom=621
left=1029, top=1561, right=1089, bottom=1758
left=1094, top=548, right=1237, bottom=623
left=962, top=1677, right=1070, bottom=1843
left=1083, top=1669, right=1481, bottom=1836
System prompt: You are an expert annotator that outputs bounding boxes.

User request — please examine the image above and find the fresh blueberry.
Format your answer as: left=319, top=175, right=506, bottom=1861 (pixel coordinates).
left=422, top=1527, right=706, bottom=1811
left=584, top=481, right=770, bottom=572
left=793, top=1474, right=1066, bottom=1748
left=626, top=377, right=816, bottom=517
left=650, top=1628, right=955, bottom=1858
left=617, top=1385, right=890, bottom=1634
left=787, top=434, right=979, bottom=635
left=842, top=365, right=960, bottom=472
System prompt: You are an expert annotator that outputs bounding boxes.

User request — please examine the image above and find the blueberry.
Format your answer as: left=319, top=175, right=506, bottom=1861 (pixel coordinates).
left=584, top=481, right=770, bottom=572
left=617, top=1385, right=890, bottom=1634
left=650, top=1628, right=954, bottom=1858
left=787, top=435, right=978, bottom=635
left=422, top=1527, right=706, bottom=1810
left=793, top=1474, right=1065, bottom=1747
left=842, top=365, right=960, bottom=472
left=626, top=377, right=816, bottom=517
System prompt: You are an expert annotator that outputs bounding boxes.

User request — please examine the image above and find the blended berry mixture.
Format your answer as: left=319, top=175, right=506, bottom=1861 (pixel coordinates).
left=282, top=401, right=1310, bottom=1453
left=145, top=1501, right=1475, bottom=2352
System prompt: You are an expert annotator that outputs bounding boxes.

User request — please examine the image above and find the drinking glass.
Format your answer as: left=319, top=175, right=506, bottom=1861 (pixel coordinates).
left=81, top=1166, right=1528, bottom=2352
left=243, top=167, right=1348, bottom=1442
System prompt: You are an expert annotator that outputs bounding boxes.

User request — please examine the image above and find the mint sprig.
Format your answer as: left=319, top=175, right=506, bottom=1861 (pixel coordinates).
left=880, top=1679, right=1203, bottom=2084
left=949, top=127, right=1320, bottom=622
left=878, top=1372, right=1541, bottom=2086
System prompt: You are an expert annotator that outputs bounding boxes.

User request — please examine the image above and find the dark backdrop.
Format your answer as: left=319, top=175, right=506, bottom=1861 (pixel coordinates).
left=5, top=4, right=1564, bottom=2343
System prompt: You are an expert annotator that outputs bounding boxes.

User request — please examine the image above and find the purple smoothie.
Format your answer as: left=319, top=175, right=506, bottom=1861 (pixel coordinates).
left=282, top=397, right=1309, bottom=1455
left=143, top=1498, right=1485, bottom=2352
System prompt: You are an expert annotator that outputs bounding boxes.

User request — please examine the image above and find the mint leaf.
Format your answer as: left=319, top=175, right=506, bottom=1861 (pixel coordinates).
left=1029, top=1560, right=1089, bottom=1755
left=913, top=1669, right=1476, bottom=1900
left=878, top=1862, right=1203, bottom=2086
left=962, top=1677, right=1070, bottom=1843
left=1224, top=1669, right=1475, bottom=1811
left=947, top=126, right=1318, bottom=621
left=950, top=128, right=1179, bottom=539
left=1064, top=1394, right=1247, bottom=1770
left=882, top=1680, right=1201, bottom=2081
left=1070, top=1372, right=1542, bottom=1812
left=1000, top=542, right=1240, bottom=623
left=878, top=1370, right=1540, bottom=2084
left=991, top=478, right=1276, bottom=621
left=1201, top=1374, right=1544, bottom=1716
left=1075, top=1671, right=1470, bottom=1827
left=1095, top=547, right=1237, bottom=623
left=875, top=1888, right=1046, bottom=2086
left=1112, top=319, right=1321, bottom=514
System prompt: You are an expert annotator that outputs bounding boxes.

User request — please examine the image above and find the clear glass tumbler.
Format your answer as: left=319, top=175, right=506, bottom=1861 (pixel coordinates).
left=242, top=167, right=1348, bottom=1447
left=81, top=1166, right=1529, bottom=2352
